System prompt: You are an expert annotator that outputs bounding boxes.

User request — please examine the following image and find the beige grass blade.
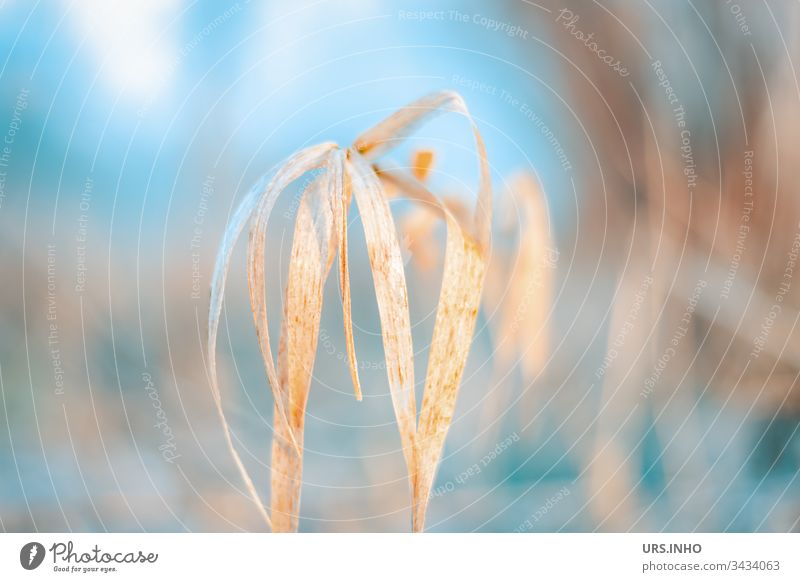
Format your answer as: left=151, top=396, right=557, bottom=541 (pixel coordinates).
left=208, top=176, right=273, bottom=528
left=414, top=214, right=486, bottom=531
left=357, top=91, right=492, bottom=531
left=379, top=170, right=489, bottom=531
left=271, top=163, right=338, bottom=532
left=331, top=152, right=362, bottom=400
left=354, top=90, right=492, bottom=249
left=208, top=142, right=334, bottom=530
left=347, top=151, right=417, bottom=472
left=246, top=142, right=337, bottom=451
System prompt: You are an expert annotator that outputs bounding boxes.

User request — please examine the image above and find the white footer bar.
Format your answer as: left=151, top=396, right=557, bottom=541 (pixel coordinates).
left=1, top=533, right=797, bottom=581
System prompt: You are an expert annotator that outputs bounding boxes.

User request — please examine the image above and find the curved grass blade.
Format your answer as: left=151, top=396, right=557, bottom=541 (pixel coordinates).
left=271, top=162, right=338, bottom=532
left=246, top=142, right=337, bottom=453
left=208, top=142, right=335, bottom=530
left=208, top=176, right=272, bottom=528
left=331, top=151, right=362, bottom=400
left=347, top=151, right=417, bottom=473
left=354, top=90, right=492, bottom=250
left=378, top=170, right=488, bottom=531
left=359, top=92, right=492, bottom=531
left=414, top=214, right=486, bottom=531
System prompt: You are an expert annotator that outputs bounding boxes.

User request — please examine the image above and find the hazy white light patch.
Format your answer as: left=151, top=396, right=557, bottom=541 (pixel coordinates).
left=71, top=0, right=179, bottom=99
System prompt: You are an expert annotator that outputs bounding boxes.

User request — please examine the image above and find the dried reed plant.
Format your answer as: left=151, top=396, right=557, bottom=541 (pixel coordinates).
left=207, top=91, right=492, bottom=532
left=490, top=176, right=553, bottom=383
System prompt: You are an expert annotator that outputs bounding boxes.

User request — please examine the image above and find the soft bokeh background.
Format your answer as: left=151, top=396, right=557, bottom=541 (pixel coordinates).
left=1, top=0, right=798, bottom=532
